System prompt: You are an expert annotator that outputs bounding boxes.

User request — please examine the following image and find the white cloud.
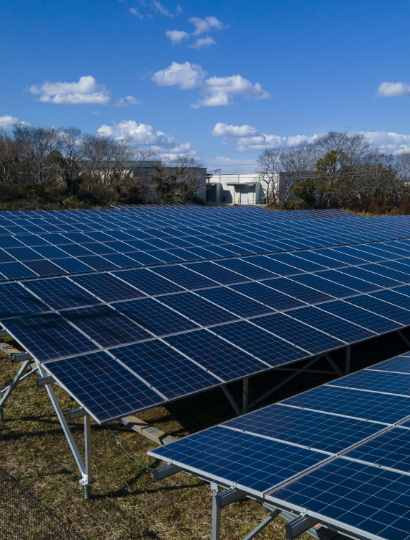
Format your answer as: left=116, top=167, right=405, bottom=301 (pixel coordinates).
left=152, top=62, right=270, bottom=107
left=151, top=1, right=181, bottom=17
left=97, top=120, right=193, bottom=155
left=28, top=76, right=139, bottom=107
left=236, top=133, right=319, bottom=152
left=189, top=16, right=224, bottom=35
left=190, top=36, right=216, bottom=49
left=360, top=131, right=410, bottom=153
left=212, top=123, right=259, bottom=137
left=126, top=95, right=142, bottom=105
left=166, top=30, right=190, bottom=44
left=0, top=115, right=31, bottom=128
left=376, top=82, right=410, bottom=98
left=152, top=61, right=206, bottom=89
left=130, top=7, right=144, bottom=18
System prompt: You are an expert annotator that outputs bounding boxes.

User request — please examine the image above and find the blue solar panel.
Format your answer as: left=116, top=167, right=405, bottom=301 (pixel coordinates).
left=83, top=242, right=119, bottom=255
left=270, top=459, right=410, bottom=540
left=360, top=263, right=409, bottom=283
left=315, top=269, right=380, bottom=293
left=288, top=305, right=376, bottom=343
left=127, top=251, right=163, bottom=265
left=244, top=256, right=302, bottom=276
left=23, top=260, right=67, bottom=277
left=290, top=251, right=344, bottom=269
left=0, top=251, right=17, bottom=263
left=50, top=258, right=93, bottom=273
left=2, top=313, right=97, bottom=361
left=114, top=298, right=199, bottom=336
left=62, top=305, right=151, bottom=347
left=150, top=265, right=218, bottom=290
left=0, top=236, right=25, bottom=249
left=165, top=329, right=268, bottom=382
left=369, top=354, right=410, bottom=374
left=44, top=350, right=163, bottom=423
left=330, top=369, right=410, bottom=397
left=270, top=253, right=326, bottom=272
left=211, top=320, right=308, bottom=366
left=72, top=272, right=146, bottom=303
left=346, top=295, right=410, bottom=325
left=290, top=273, right=357, bottom=299
left=0, top=262, right=38, bottom=279
left=33, top=245, right=71, bottom=259
left=76, top=255, right=117, bottom=271
left=102, top=253, right=141, bottom=267
left=0, top=282, right=49, bottom=319
left=231, top=281, right=306, bottom=310
left=24, top=277, right=101, bottom=310
left=148, top=425, right=328, bottom=496
left=185, top=261, right=250, bottom=285
left=113, top=268, right=184, bottom=295
left=197, top=287, right=275, bottom=317
left=339, top=265, right=401, bottom=287
left=224, top=403, right=384, bottom=454
left=264, top=277, right=333, bottom=304
left=5, top=247, right=44, bottom=262
left=319, top=300, right=400, bottom=333
left=159, top=292, right=239, bottom=325
left=283, top=385, right=410, bottom=424
left=254, top=312, right=345, bottom=353
left=112, top=340, right=221, bottom=400
left=38, top=233, right=74, bottom=245
left=214, top=258, right=276, bottom=280
left=346, top=427, right=410, bottom=472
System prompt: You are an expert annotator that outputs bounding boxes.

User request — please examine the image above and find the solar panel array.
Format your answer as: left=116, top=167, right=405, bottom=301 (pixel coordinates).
left=149, top=352, right=410, bottom=540
left=2, top=205, right=410, bottom=281
left=1, top=234, right=410, bottom=422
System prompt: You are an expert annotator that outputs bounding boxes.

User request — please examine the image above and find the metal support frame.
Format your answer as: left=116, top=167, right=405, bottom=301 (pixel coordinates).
left=243, top=377, right=249, bottom=414
left=211, top=483, right=221, bottom=540
left=243, top=508, right=281, bottom=540
left=344, top=346, right=351, bottom=375
left=153, top=463, right=182, bottom=482
left=220, top=384, right=242, bottom=416
left=36, top=364, right=93, bottom=500
left=0, top=360, right=30, bottom=421
left=286, top=515, right=319, bottom=540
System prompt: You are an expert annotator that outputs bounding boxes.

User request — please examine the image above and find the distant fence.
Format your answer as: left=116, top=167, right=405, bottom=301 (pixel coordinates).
left=0, top=467, right=80, bottom=540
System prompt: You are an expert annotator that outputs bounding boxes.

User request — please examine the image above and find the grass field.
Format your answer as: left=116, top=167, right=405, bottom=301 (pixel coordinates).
left=1, top=329, right=409, bottom=540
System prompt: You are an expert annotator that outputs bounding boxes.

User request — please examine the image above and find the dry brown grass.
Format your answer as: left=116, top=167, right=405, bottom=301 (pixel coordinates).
left=1, top=329, right=409, bottom=540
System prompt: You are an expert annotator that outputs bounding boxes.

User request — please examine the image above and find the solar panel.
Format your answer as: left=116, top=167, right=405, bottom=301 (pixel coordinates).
left=330, top=369, right=410, bottom=397
left=253, top=312, right=346, bottom=353
left=165, top=329, right=269, bottom=382
left=339, top=265, right=401, bottom=287
left=346, top=295, right=410, bottom=325
left=263, top=277, right=333, bottom=304
left=50, top=258, right=93, bottom=273
left=270, top=459, right=410, bottom=540
left=150, top=265, right=218, bottom=290
left=5, top=247, right=44, bottom=261
left=112, top=340, right=221, bottom=399
left=114, top=298, right=199, bottom=336
left=185, top=261, right=250, bottom=285
left=224, top=403, right=384, bottom=454
left=44, top=351, right=163, bottom=423
left=318, top=300, right=400, bottom=334
left=23, top=260, right=67, bottom=277
left=62, top=305, right=151, bottom=347
left=211, top=320, right=309, bottom=366
left=0, top=262, right=38, bottom=279
left=113, top=268, right=184, bottom=295
left=148, top=425, right=329, bottom=496
left=270, top=253, right=326, bottom=272
left=2, top=313, right=97, bottom=361
left=369, top=353, right=410, bottom=374
left=213, top=258, right=277, bottom=280
left=71, top=272, right=146, bottom=303
left=197, top=287, right=275, bottom=317
left=0, top=282, right=49, bottom=319
left=289, top=273, right=357, bottom=299
left=24, top=277, right=101, bottom=310
left=76, top=255, right=117, bottom=271
left=242, top=256, right=302, bottom=276
left=231, top=281, right=306, bottom=310
left=158, top=292, right=239, bottom=326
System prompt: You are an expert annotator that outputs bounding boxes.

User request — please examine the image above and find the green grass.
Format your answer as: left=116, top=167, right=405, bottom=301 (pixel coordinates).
left=1, top=329, right=409, bottom=539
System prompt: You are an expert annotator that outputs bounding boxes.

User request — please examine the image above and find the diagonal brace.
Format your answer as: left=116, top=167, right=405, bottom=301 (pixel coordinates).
left=0, top=360, right=30, bottom=413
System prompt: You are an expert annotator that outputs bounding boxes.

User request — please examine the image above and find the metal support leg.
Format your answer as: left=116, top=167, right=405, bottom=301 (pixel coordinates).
left=211, top=483, right=221, bottom=540
left=220, top=385, right=241, bottom=416
left=398, top=330, right=410, bottom=349
left=345, top=345, right=351, bottom=375
left=243, top=377, right=249, bottom=415
left=0, top=360, right=30, bottom=420
left=82, top=415, right=93, bottom=499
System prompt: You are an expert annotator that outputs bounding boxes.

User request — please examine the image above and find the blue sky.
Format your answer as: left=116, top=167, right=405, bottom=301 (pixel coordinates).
left=1, top=0, right=410, bottom=171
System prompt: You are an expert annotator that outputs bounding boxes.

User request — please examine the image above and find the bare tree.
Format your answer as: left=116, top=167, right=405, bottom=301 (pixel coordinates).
left=59, top=127, right=84, bottom=185
left=256, top=149, right=282, bottom=206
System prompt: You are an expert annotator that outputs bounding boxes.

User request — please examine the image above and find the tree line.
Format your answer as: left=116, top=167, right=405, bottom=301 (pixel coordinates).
left=0, top=125, right=204, bottom=209
left=257, top=131, right=410, bottom=215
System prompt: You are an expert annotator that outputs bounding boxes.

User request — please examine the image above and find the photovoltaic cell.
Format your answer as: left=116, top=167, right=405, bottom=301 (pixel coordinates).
left=339, top=266, right=401, bottom=288
left=369, top=354, right=410, bottom=374
left=283, top=385, right=410, bottom=424
left=151, top=265, right=218, bottom=290
left=4, top=247, right=44, bottom=261
left=254, top=312, right=345, bottom=353
left=0, top=262, right=38, bottom=279
left=263, top=277, right=333, bottom=304
left=345, top=295, right=410, bottom=325
left=50, top=258, right=93, bottom=273
left=224, top=403, right=384, bottom=454
left=231, top=282, right=306, bottom=311
left=186, top=261, right=250, bottom=285
left=213, top=258, right=276, bottom=280
left=24, top=277, right=101, bottom=310
left=2, top=313, right=97, bottom=361
left=62, top=304, right=151, bottom=347
left=197, top=286, right=275, bottom=317
left=330, top=369, right=410, bottom=397
left=165, top=329, right=268, bottom=382
left=290, top=273, right=357, bottom=299
left=112, top=340, right=221, bottom=399
left=114, top=298, right=199, bottom=336
left=0, top=282, right=49, bottom=319
left=23, top=260, right=66, bottom=277
left=159, top=292, right=239, bottom=325
left=113, top=268, right=184, bottom=295
left=72, top=272, right=146, bottom=303
left=270, top=459, right=410, bottom=540
left=242, top=256, right=302, bottom=276
left=148, top=425, right=328, bottom=496
left=44, top=351, right=163, bottom=423
left=211, top=320, right=308, bottom=366
left=76, top=255, right=117, bottom=271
